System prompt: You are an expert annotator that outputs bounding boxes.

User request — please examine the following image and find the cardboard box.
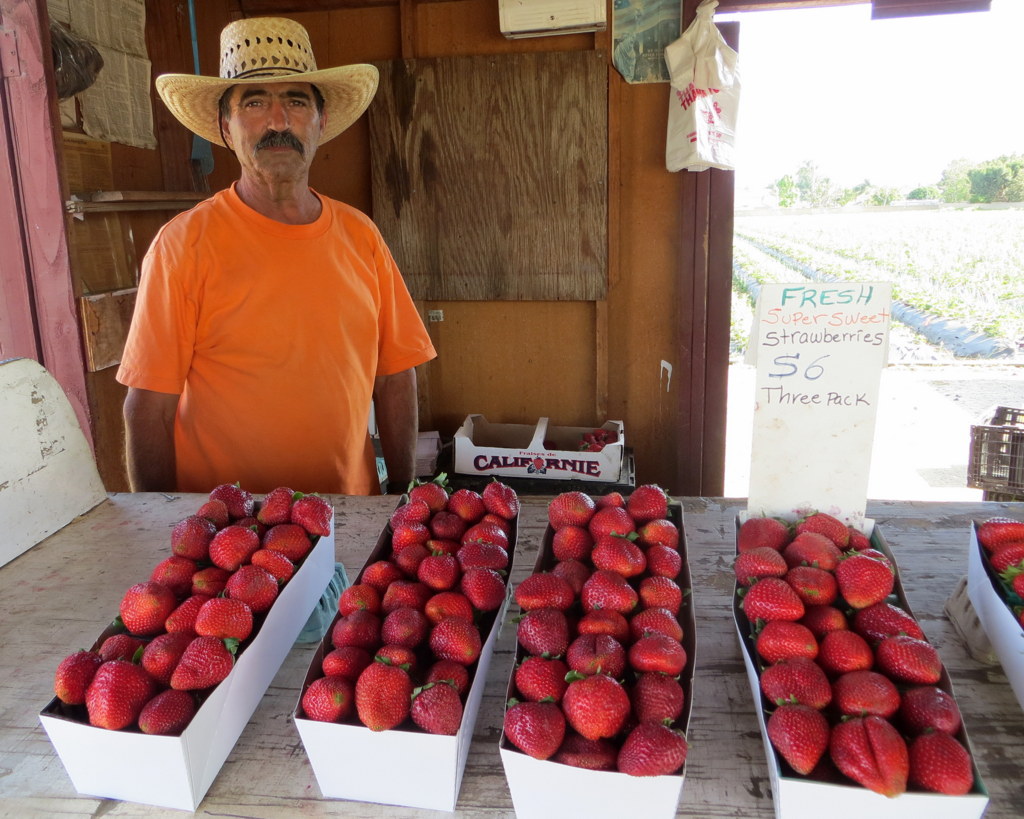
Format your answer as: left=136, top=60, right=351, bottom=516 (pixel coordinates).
left=733, top=519, right=989, bottom=819
left=966, top=521, right=1024, bottom=711
left=453, top=415, right=625, bottom=483
left=39, top=514, right=335, bottom=812
left=294, top=507, right=518, bottom=812
left=499, top=502, right=694, bottom=818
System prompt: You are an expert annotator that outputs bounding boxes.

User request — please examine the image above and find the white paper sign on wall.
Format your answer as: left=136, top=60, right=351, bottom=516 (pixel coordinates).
left=745, top=282, right=893, bottom=529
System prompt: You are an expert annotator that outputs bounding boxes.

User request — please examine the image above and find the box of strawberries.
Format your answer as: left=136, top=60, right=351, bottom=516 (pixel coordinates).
left=39, top=484, right=335, bottom=812
left=292, top=477, right=521, bottom=812
left=966, top=515, right=1024, bottom=711
left=732, top=511, right=989, bottom=819
left=498, top=485, right=694, bottom=818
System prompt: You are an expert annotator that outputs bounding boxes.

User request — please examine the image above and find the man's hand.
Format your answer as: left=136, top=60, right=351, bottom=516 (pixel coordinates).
left=123, top=387, right=180, bottom=491
left=372, top=368, right=419, bottom=494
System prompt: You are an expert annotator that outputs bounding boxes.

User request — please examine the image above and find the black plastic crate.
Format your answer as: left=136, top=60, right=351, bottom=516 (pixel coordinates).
left=968, top=406, right=1024, bottom=498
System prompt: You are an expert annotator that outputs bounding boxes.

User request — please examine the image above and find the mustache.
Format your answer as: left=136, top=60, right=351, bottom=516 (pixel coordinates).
left=255, top=130, right=304, bottom=155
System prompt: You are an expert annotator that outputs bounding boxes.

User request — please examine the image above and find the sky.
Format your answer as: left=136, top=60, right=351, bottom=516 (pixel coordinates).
left=714, top=0, right=1024, bottom=206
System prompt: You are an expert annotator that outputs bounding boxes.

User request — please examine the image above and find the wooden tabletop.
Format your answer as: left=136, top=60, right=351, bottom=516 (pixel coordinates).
left=0, top=493, right=1022, bottom=817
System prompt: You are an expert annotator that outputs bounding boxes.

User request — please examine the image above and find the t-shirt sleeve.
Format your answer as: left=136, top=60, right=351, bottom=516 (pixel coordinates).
left=371, top=231, right=437, bottom=377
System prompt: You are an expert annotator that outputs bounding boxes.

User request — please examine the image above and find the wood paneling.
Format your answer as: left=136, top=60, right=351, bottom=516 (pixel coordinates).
left=78, top=288, right=137, bottom=372
left=369, top=51, right=607, bottom=301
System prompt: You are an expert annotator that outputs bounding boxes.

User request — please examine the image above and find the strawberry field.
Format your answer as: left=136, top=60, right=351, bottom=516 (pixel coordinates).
left=732, top=207, right=1024, bottom=361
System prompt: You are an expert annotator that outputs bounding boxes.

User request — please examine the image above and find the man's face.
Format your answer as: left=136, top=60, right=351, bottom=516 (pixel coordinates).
left=220, top=82, right=325, bottom=182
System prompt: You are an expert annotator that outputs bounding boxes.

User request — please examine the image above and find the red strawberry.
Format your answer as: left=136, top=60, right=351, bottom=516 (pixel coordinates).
left=856, top=548, right=893, bottom=569
left=378, top=640, right=419, bottom=673
left=829, top=715, right=908, bottom=797
left=646, top=544, right=682, bottom=578
left=596, top=491, right=626, bottom=509
left=410, top=680, right=463, bottom=735
left=817, top=629, right=873, bottom=675
left=417, top=553, right=461, bottom=591
left=835, top=552, right=894, bottom=609
left=799, top=604, right=848, bottom=638
left=563, top=673, right=630, bottom=740
left=169, top=635, right=234, bottom=691
left=54, top=650, right=103, bottom=704
left=360, top=560, right=404, bottom=592
left=575, top=609, right=628, bottom=643
left=847, top=527, right=872, bottom=551
left=629, top=632, right=687, bottom=675
left=191, top=566, right=231, bottom=597
left=832, top=670, right=900, bottom=718
left=427, top=511, right=464, bottom=542
left=322, top=646, right=372, bottom=681
left=481, top=513, right=512, bottom=536
left=635, top=518, right=679, bottom=551
left=447, top=488, right=486, bottom=523
left=456, top=541, right=509, bottom=572
left=517, top=607, right=570, bottom=657
left=138, top=688, right=196, bottom=735
left=380, top=580, right=431, bottom=615
left=515, top=655, right=570, bottom=702
left=393, top=543, right=430, bottom=578
left=171, top=515, right=217, bottom=560
left=120, top=581, right=178, bottom=636
left=429, top=616, right=482, bottom=665
left=551, top=558, right=591, bottom=595
left=98, top=633, right=145, bottom=662
left=459, top=567, right=506, bottom=612
left=225, top=564, right=279, bottom=614
left=194, top=597, right=253, bottom=643
left=263, top=522, right=314, bottom=563
left=742, top=577, right=805, bottom=622
left=755, top=620, right=818, bottom=664
left=626, top=484, right=669, bottom=524
left=760, top=658, right=831, bottom=709
left=504, top=700, right=566, bottom=759
left=552, top=732, right=618, bottom=771
left=588, top=506, right=636, bottom=540
left=209, top=483, right=254, bottom=519
left=548, top=491, right=597, bottom=530
left=408, top=477, right=450, bottom=513
left=209, top=524, right=261, bottom=571
left=852, top=602, right=925, bottom=644
left=381, top=607, right=430, bottom=648
left=990, top=541, right=1024, bottom=573
left=424, top=590, right=475, bottom=624
left=767, top=703, right=830, bottom=775
left=250, top=548, right=295, bottom=582
left=738, top=516, right=791, bottom=553
left=581, top=570, right=638, bottom=614
left=85, top=660, right=156, bottom=729
left=899, top=686, right=962, bottom=735
left=391, top=499, right=432, bottom=528
left=338, top=583, right=381, bottom=616
left=875, top=635, right=942, bottom=684
left=795, top=511, right=850, bottom=549
left=639, top=575, right=683, bottom=614
left=331, top=610, right=382, bottom=651
left=552, top=525, right=594, bottom=561
left=426, top=537, right=462, bottom=557
left=783, top=532, right=842, bottom=571
left=628, top=607, right=683, bottom=643
left=195, top=499, right=229, bottom=529
left=516, top=572, right=574, bottom=611
left=482, top=479, right=520, bottom=519
left=617, top=722, right=688, bottom=776
left=976, top=516, right=1024, bottom=551
left=302, top=674, right=355, bottom=722
left=425, top=659, right=471, bottom=696
left=784, top=565, right=838, bottom=607
left=567, top=634, right=627, bottom=677
left=234, top=515, right=267, bottom=539
left=257, top=486, right=295, bottom=526
left=461, top=520, right=510, bottom=552
left=908, top=731, right=974, bottom=795
left=631, top=672, right=685, bottom=724
left=355, top=658, right=413, bottom=731
left=291, top=493, right=333, bottom=537
left=592, top=537, right=647, bottom=578
left=140, top=631, right=194, bottom=685
left=734, top=547, right=788, bottom=586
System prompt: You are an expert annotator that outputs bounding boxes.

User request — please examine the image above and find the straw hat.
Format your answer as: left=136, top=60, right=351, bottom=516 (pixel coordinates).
left=155, top=17, right=378, bottom=148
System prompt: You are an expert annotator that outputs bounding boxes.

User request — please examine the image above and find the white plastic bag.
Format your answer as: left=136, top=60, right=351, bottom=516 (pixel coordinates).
left=664, top=0, right=740, bottom=172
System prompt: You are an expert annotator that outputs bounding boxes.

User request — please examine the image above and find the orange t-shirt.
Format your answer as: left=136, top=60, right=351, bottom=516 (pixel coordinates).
left=117, top=184, right=436, bottom=495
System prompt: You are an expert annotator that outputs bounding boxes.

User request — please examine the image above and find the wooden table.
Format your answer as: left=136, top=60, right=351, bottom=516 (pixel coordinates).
left=1, top=493, right=1022, bottom=817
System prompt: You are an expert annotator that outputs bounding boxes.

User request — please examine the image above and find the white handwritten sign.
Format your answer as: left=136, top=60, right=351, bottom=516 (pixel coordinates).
left=746, top=282, right=893, bottom=527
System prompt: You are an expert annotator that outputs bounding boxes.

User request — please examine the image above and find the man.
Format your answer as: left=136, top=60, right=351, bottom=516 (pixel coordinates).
left=117, top=17, right=435, bottom=496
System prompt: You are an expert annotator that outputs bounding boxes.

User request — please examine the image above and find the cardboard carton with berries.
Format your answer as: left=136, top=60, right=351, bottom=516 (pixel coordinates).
left=732, top=511, right=989, bottom=819
left=498, top=486, right=695, bottom=818
left=293, top=478, right=521, bottom=812
left=453, top=414, right=626, bottom=483
left=966, top=515, right=1024, bottom=712
left=39, top=485, right=336, bottom=812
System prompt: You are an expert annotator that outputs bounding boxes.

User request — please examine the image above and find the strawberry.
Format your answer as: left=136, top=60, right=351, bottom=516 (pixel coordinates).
left=425, top=659, right=472, bottom=696
left=98, top=633, right=145, bottom=662
left=381, top=607, right=430, bottom=648
left=592, top=537, right=647, bottom=578
left=759, top=658, right=831, bottom=709
left=250, top=548, right=295, bottom=582
left=429, top=616, right=482, bottom=665
left=738, top=516, right=791, bottom=553
left=989, top=541, right=1024, bottom=574
left=410, top=680, right=463, bottom=735
left=393, top=543, right=430, bottom=578
left=85, top=659, right=156, bottom=729
left=552, top=525, right=594, bottom=561
left=338, top=583, right=381, bottom=616
left=515, top=572, right=574, bottom=611
left=515, top=655, right=570, bottom=702
left=567, top=634, right=627, bottom=677
left=195, top=499, right=230, bottom=529
left=360, top=560, right=404, bottom=592
left=551, top=558, right=591, bottom=595
left=120, top=581, right=178, bottom=636
left=426, top=537, right=462, bottom=557
left=461, top=520, right=510, bottom=550
left=588, top=506, right=636, bottom=540
left=629, top=632, right=687, bottom=675
left=847, top=527, right=872, bottom=551
left=257, top=486, right=295, bottom=526
left=427, top=511, right=464, bottom=542
left=171, top=515, right=217, bottom=560
left=233, top=515, right=267, bottom=539
left=301, top=673, right=356, bottom=723
left=380, top=580, right=432, bottom=615
left=638, top=575, right=683, bottom=614
left=378, top=641, right=418, bottom=672
left=140, top=631, right=194, bottom=685
left=322, top=645, right=372, bottom=680
left=447, top=488, right=486, bottom=523
left=548, top=491, right=597, bottom=530
left=209, top=482, right=254, bottom=519
left=417, top=553, right=461, bottom=591
left=628, top=607, right=683, bottom=643
left=799, top=604, right=848, bottom=638
left=795, top=511, right=850, bottom=549
left=459, top=567, right=507, bottom=612
left=617, top=722, right=688, bottom=776
left=596, top=491, right=626, bottom=509
left=552, top=732, right=617, bottom=771
left=817, top=629, right=873, bottom=675
left=481, top=513, right=512, bottom=536
left=875, top=635, right=942, bottom=684
left=766, top=703, right=830, bottom=775
left=899, top=685, right=962, bottom=735
left=54, top=650, right=103, bottom=704
left=225, top=564, right=279, bottom=614
left=482, top=479, right=520, bottom=519
left=908, top=730, right=974, bottom=795
left=331, top=610, right=382, bottom=651
left=783, top=532, right=842, bottom=571
left=646, top=544, right=682, bottom=578
left=734, top=547, right=788, bottom=586
left=563, top=673, right=630, bottom=740
left=755, top=620, right=818, bottom=664
left=456, top=541, right=509, bottom=572
left=138, top=688, right=196, bottom=735
left=835, top=552, right=894, bottom=609
left=355, top=658, right=413, bottom=731
left=784, top=565, right=838, bottom=607
left=635, top=518, right=679, bottom=551
left=291, top=493, right=333, bottom=537
left=194, top=596, right=253, bottom=643
left=390, top=498, right=432, bottom=528
left=832, top=670, right=900, bottom=718
left=408, top=476, right=450, bottom=513
left=580, top=608, right=631, bottom=642
left=581, top=569, right=638, bottom=614
left=829, top=715, right=908, bottom=797
left=517, top=607, right=570, bottom=657
left=424, top=590, right=475, bottom=624
left=852, top=601, right=925, bottom=644
left=741, top=577, right=805, bottom=622
left=191, top=566, right=231, bottom=597
left=209, top=524, right=261, bottom=571
left=504, top=700, right=566, bottom=759
left=976, top=516, right=1024, bottom=551
left=626, top=484, right=669, bottom=524
left=632, top=671, right=685, bottom=724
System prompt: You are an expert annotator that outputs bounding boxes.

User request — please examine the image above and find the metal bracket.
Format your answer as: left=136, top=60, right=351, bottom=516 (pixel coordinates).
left=1, top=27, right=20, bottom=78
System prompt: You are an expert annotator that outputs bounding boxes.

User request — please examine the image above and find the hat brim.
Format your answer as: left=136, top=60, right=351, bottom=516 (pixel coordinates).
left=155, top=64, right=379, bottom=148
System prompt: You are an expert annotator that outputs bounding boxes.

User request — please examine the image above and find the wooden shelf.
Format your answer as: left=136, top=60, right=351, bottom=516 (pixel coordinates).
left=66, top=190, right=207, bottom=214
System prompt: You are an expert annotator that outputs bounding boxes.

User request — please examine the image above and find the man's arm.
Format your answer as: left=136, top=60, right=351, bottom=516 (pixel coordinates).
left=123, top=387, right=180, bottom=492
left=372, top=367, right=419, bottom=493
